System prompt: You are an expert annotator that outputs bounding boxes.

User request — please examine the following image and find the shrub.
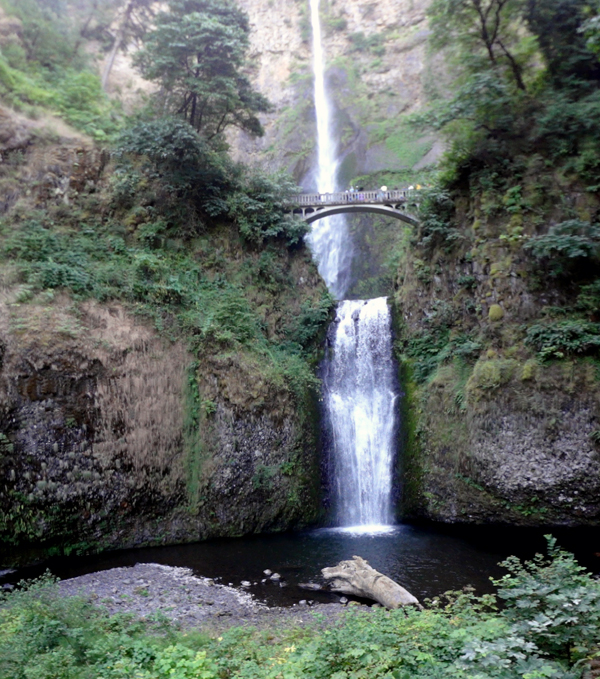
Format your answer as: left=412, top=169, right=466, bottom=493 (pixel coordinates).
left=405, top=330, right=481, bottom=383
left=285, top=291, right=335, bottom=349
left=226, top=170, right=308, bottom=246
left=495, top=536, right=600, bottom=663
left=114, top=118, right=233, bottom=200
left=348, top=31, right=385, bottom=56
left=416, top=187, right=462, bottom=253
left=576, top=279, right=600, bottom=316
left=525, top=219, right=600, bottom=276
left=524, top=319, right=600, bottom=359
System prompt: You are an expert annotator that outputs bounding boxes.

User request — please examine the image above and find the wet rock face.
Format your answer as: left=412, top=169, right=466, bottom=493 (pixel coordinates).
left=0, top=301, right=189, bottom=558
left=403, top=362, right=600, bottom=526
left=0, top=299, right=322, bottom=564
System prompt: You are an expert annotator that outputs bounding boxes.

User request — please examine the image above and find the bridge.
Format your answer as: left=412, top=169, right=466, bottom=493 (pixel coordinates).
left=286, top=189, right=419, bottom=226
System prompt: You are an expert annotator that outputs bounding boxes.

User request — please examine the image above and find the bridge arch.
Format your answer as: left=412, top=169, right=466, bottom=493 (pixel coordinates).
left=298, top=203, right=419, bottom=226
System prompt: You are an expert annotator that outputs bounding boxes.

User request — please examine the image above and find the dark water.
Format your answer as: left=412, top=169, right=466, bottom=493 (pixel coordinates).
left=2, top=523, right=599, bottom=607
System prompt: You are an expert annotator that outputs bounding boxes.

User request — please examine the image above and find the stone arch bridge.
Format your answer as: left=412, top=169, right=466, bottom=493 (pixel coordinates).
left=286, top=189, right=419, bottom=225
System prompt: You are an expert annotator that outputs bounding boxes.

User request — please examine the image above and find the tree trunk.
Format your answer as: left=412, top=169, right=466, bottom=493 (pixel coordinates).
left=102, top=0, right=135, bottom=91
left=322, top=556, right=421, bottom=609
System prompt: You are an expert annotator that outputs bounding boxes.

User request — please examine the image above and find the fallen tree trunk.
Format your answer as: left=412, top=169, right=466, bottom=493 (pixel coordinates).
left=322, top=555, right=421, bottom=609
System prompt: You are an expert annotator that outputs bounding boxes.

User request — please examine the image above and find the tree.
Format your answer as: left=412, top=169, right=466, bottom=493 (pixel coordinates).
left=101, top=0, right=155, bottom=90
left=428, top=0, right=534, bottom=91
left=133, top=0, right=270, bottom=141
left=526, top=0, right=600, bottom=87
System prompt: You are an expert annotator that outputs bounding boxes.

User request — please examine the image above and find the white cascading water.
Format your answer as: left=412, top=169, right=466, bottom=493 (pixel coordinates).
left=306, top=0, right=352, bottom=300
left=308, top=1, right=398, bottom=530
left=324, top=299, right=397, bottom=528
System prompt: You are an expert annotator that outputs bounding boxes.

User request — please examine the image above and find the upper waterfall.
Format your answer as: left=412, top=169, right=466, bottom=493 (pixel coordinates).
left=306, top=0, right=352, bottom=299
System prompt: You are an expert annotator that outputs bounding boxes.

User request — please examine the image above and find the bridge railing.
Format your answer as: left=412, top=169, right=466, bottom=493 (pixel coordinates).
left=287, top=189, right=410, bottom=206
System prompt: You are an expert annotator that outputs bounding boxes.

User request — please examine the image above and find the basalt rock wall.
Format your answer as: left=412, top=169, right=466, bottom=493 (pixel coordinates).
left=0, top=295, right=322, bottom=564
left=394, top=172, right=600, bottom=526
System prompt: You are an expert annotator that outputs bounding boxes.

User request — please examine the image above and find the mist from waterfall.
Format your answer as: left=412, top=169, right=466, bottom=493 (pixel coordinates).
left=306, top=0, right=352, bottom=300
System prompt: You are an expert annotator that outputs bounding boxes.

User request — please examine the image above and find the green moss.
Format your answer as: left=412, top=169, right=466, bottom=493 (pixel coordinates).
left=488, top=304, right=505, bottom=321
left=521, top=359, right=538, bottom=381
left=467, top=359, right=517, bottom=394
left=396, top=360, right=424, bottom=518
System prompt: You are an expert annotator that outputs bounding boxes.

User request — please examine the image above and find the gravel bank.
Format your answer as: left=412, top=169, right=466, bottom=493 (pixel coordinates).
left=58, top=563, right=347, bottom=632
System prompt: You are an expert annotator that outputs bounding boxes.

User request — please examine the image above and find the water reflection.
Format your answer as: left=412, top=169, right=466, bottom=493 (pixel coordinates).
left=3, top=523, right=599, bottom=607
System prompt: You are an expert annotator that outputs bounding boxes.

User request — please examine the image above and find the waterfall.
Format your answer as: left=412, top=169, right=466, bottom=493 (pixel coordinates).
left=307, top=0, right=398, bottom=530
left=324, top=299, right=397, bottom=527
left=306, top=0, right=352, bottom=300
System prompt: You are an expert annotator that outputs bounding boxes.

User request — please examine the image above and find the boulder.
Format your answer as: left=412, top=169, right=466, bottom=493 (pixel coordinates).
left=321, top=555, right=421, bottom=609
left=0, top=106, right=33, bottom=152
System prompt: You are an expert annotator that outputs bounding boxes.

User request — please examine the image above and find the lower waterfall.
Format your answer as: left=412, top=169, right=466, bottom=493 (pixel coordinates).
left=323, top=298, right=398, bottom=528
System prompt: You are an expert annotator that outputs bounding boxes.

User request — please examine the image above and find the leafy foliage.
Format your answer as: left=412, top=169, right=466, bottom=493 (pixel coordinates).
left=114, top=119, right=308, bottom=246
left=524, top=219, right=600, bottom=276
left=0, top=198, right=324, bottom=401
left=1, top=540, right=597, bottom=678
left=284, top=291, right=335, bottom=350
left=421, top=0, right=600, bottom=200
left=0, top=0, right=123, bottom=139
left=524, top=319, right=600, bottom=359
left=495, top=536, right=600, bottom=663
left=427, top=0, right=533, bottom=92
left=226, top=170, right=308, bottom=246
left=114, top=117, right=234, bottom=200
left=416, top=187, right=461, bottom=252
left=526, top=0, right=600, bottom=87
left=348, top=31, right=385, bottom=56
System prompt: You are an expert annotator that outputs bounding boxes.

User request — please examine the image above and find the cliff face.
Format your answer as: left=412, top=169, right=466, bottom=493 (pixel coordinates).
left=230, top=0, right=439, bottom=181
left=395, top=172, right=600, bottom=526
left=0, top=298, right=323, bottom=561
left=0, top=112, right=327, bottom=563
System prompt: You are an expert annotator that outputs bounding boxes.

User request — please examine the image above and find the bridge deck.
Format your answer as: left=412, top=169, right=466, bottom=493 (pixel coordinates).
left=287, top=189, right=411, bottom=208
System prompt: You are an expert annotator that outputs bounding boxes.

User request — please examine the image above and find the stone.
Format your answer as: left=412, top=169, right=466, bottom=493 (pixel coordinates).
left=270, top=572, right=281, bottom=581
left=263, top=569, right=272, bottom=576
left=322, top=556, right=420, bottom=609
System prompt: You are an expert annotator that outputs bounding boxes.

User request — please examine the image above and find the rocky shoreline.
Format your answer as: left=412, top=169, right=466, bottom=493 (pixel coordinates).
left=58, top=563, right=348, bottom=632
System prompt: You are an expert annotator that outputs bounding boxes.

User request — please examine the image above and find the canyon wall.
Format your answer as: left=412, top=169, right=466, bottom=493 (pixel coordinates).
left=230, top=0, right=440, bottom=181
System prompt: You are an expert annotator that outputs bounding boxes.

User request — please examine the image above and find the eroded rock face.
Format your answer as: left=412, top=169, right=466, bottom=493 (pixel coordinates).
left=401, top=353, right=600, bottom=525
left=0, top=298, right=321, bottom=563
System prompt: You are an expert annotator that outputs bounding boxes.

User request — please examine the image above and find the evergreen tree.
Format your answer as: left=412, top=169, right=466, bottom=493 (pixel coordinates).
left=134, top=0, right=270, bottom=142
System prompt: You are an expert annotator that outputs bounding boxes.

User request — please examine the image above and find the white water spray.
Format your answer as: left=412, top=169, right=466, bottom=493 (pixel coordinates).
left=308, top=1, right=397, bottom=529
left=324, top=299, right=397, bottom=527
left=306, top=0, right=352, bottom=299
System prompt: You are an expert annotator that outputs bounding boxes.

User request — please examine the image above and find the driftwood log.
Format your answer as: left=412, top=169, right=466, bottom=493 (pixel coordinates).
left=322, top=555, right=421, bottom=609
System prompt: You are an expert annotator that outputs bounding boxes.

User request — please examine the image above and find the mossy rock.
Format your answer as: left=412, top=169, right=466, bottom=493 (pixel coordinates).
left=521, top=359, right=538, bottom=381
left=488, top=304, right=505, bottom=321
left=467, top=358, right=517, bottom=395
